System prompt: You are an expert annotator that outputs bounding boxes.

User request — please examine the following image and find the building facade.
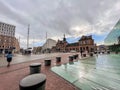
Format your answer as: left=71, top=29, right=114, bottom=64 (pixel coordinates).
left=41, top=39, right=57, bottom=53
left=55, top=34, right=68, bottom=52
left=14, top=38, right=20, bottom=53
left=0, top=21, right=19, bottom=53
left=66, top=42, right=79, bottom=52
left=104, top=19, right=120, bottom=52
left=0, top=22, right=15, bottom=37
left=32, top=46, right=42, bottom=54
left=52, top=35, right=97, bottom=53
left=78, top=35, right=96, bottom=53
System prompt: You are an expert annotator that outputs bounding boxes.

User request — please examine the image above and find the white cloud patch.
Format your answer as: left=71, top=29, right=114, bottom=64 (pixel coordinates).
left=0, top=0, right=120, bottom=48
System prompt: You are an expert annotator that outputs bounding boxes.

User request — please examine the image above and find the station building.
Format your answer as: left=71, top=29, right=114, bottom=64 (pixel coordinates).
left=52, top=35, right=97, bottom=53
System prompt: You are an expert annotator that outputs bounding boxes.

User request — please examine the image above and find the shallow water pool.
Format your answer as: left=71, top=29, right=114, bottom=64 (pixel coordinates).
left=51, top=54, right=120, bottom=90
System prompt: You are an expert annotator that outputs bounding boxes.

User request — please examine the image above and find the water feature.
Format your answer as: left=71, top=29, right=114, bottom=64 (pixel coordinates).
left=51, top=54, right=120, bottom=90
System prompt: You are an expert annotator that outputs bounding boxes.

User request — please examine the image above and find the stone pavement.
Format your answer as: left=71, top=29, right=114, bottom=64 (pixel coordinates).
left=0, top=53, right=80, bottom=90
left=0, top=53, right=68, bottom=67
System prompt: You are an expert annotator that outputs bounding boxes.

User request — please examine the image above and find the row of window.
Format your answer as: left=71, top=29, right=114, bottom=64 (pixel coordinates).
left=1, top=34, right=14, bottom=37
left=0, top=39, right=14, bottom=42
left=0, top=28, right=15, bottom=32
left=0, top=33, right=15, bottom=36
left=0, top=40, right=12, bottom=42
left=0, top=46, right=14, bottom=48
left=0, top=37, right=14, bottom=39
left=0, top=23, right=15, bottom=37
left=0, top=23, right=15, bottom=28
left=0, top=26, right=15, bottom=30
left=0, top=30, right=14, bottom=33
left=68, top=48, right=78, bottom=51
left=79, top=40, right=93, bottom=45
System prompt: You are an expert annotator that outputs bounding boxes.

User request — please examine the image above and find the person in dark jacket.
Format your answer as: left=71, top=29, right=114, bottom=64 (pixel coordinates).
left=6, top=52, right=13, bottom=67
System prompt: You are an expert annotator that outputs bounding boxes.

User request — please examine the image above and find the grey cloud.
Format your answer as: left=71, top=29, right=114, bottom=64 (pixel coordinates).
left=0, top=0, right=120, bottom=48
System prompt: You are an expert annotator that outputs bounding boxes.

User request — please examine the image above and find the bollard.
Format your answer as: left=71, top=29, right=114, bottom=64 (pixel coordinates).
left=94, top=52, right=97, bottom=54
left=19, top=73, right=46, bottom=90
left=44, top=60, right=51, bottom=66
left=83, top=54, right=86, bottom=57
left=107, top=51, right=110, bottom=54
left=56, top=57, right=61, bottom=63
left=74, top=54, right=79, bottom=59
left=115, top=51, right=118, bottom=54
left=30, top=63, right=41, bottom=74
left=69, top=56, right=73, bottom=61
left=76, top=54, right=79, bottom=59
left=90, top=53, right=93, bottom=57
left=73, top=55, right=77, bottom=59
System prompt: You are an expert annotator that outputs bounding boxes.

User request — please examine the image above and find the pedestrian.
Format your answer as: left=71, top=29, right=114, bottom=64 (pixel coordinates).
left=6, top=52, right=13, bottom=67
left=80, top=50, right=82, bottom=56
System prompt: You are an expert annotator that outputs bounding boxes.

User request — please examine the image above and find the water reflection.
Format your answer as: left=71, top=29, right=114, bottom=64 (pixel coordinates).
left=69, top=61, right=74, bottom=65
left=56, top=63, right=61, bottom=66
left=52, top=54, right=120, bottom=90
left=63, top=63, right=67, bottom=70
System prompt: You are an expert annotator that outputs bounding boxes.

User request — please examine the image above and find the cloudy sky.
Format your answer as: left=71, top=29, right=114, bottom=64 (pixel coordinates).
left=0, top=0, right=120, bottom=48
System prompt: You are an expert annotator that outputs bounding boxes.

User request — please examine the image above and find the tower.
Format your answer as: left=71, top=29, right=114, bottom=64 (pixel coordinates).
left=63, top=34, right=66, bottom=42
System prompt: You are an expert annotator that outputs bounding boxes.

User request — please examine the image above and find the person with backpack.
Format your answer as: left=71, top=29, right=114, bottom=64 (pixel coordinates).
left=6, top=52, right=13, bottom=67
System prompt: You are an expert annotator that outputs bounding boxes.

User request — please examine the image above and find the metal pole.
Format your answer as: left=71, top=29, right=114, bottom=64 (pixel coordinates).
left=46, top=32, right=47, bottom=51
left=32, top=37, right=34, bottom=48
left=27, top=24, right=30, bottom=49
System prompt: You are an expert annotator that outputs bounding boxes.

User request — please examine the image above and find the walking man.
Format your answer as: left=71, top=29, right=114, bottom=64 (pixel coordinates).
left=6, top=52, right=13, bottom=67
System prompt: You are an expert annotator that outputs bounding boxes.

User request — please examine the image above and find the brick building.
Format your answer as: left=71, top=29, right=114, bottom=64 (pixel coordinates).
left=52, top=35, right=97, bottom=53
left=55, top=34, right=68, bottom=52
left=32, top=46, right=42, bottom=54
left=66, top=42, right=79, bottom=52
left=14, top=38, right=20, bottom=53
left=0, top=21, right=20, bottom=53
left=78, top=35, right=96, bottom=53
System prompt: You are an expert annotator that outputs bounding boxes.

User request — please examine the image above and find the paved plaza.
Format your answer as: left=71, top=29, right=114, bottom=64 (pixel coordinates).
left=0, top=53, right=120, bottom=90
left=0, top=53, right=68, bottom=67
left=0, top=53, right=79, bottom=90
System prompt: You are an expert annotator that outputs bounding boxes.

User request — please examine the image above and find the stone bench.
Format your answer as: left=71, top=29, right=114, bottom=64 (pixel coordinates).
left=19, top=73, right=46, bottom=90
left=44, top=60, right=51, bottom=66
left=29, top=63, right=41, bottom=74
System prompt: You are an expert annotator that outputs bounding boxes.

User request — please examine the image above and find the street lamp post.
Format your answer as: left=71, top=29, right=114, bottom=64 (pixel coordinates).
left=27, top=24, right=30, bottom=49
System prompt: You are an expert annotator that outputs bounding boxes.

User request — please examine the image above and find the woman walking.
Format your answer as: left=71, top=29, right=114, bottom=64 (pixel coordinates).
left=6, top=52, right=13, bottom=67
